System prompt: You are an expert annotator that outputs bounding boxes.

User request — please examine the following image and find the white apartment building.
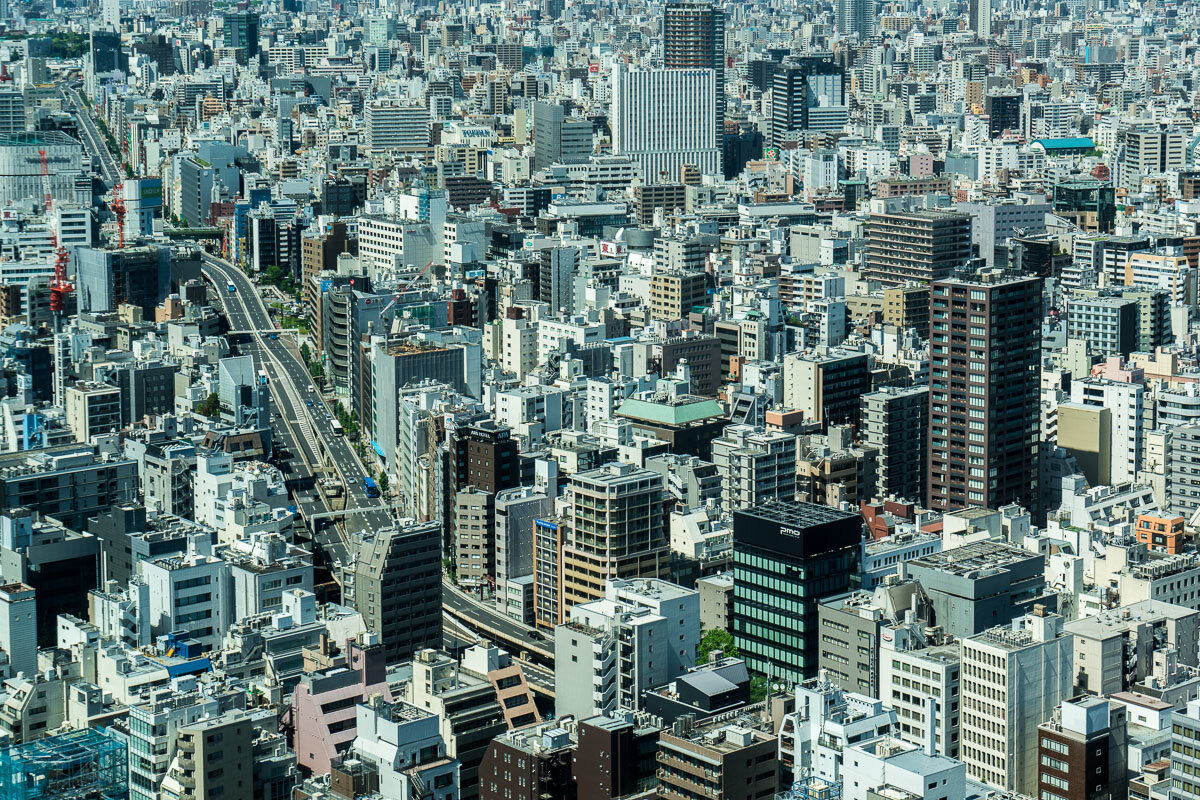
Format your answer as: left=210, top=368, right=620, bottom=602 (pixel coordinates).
left=141, top=536, right=228, bottom=652
left=710, top=424, right=798, bottom=512
left=1071, top=377, right=1144, bottom=485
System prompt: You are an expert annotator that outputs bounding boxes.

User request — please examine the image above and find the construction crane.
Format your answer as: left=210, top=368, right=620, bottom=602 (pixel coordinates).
left=40, top=149, right=73, bottom=331
left=375, top=260, right=436, bottom=321
left=111, top=180, right=126, bottom=249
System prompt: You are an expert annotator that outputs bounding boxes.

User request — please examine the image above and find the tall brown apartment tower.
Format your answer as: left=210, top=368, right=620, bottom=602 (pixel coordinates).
left=928, top=271, right=1042, bottom=514
left=864, top=209, right=973, bottom=286
left=664, top=1, right=725, bottom=167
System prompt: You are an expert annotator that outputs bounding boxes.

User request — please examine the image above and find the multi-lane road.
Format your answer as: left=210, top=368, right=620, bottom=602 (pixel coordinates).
left=201, top=253, right=393, bottom=566
left=203, top=253, right=555, bottom=686
left=65, top=86, right=121, bottom=185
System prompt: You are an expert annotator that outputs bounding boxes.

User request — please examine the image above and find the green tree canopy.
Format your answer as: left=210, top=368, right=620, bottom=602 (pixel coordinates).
left=698, top=629, right=737, bottom=664
left=196, top=392, right=220, bottom=418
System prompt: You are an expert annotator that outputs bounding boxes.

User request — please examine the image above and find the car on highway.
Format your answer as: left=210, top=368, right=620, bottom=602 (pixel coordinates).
left=528, top=630, right=546, bottom=641
left=306, top=400, right=313, bottom=407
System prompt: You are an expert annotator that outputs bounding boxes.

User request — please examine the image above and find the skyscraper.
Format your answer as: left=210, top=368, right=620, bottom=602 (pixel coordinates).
left=770, top=54, right=846, bottom=146
left=610, top=63, right=721, bottom=182
left=664, top=1, right=725, bottom=161
left=731, top=501, right=861, bottom=684
left=531, top=101, right=592, bottom=171
left=101, top=0, right=120, bottom=29
left=836, top=0, right=872, bottom=39
left=969, top=0, right=992, bottom=39
left=928, top=271, right=1042, bottom=513
left=222, top=11, right=260, bottom=59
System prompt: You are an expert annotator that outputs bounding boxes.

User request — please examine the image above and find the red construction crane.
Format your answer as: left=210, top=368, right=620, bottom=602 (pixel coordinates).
left=111, top=181, right=126, bottom=249
left=40, top=150, right=73, bottom=325
left=38, top=149, right=52, bottom=215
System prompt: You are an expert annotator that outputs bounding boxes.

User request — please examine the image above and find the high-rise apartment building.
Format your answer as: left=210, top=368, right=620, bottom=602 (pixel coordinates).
left=927, top=272, right=1042, bottom=513
left=864, top=210, right=973, bottom=287
left=365, top=101, right=431, bottom=151
left=836, top=0, right=872, bottom=38
left=732, top=501, right=862, bottom=684
left=664, top=1, right=725, bottom=158
left=610, top=63, right=721, bottom=182
left=561, top=464, right=670, bottom=611
left=710, top=424, right=798, bottom=512
left=1123, top=129, right=1187, bottom=190
left=345, top=520, right=443, bottom=664
left=861, top=386, right=929, bottom=503
left=969, top=0, right=992, bottom=39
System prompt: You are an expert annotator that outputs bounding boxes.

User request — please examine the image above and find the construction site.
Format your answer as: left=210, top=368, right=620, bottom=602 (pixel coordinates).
left=0, top=728, right=128, bottom=800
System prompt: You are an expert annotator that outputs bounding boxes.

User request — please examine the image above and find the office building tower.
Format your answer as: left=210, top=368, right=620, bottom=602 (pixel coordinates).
left=664, top=1, right=725, bottom=155
left=610, top=63, right=721, bottom=182
left=0, top=582, right=35, bottom=678
left=880, top=635, right=961, bottom=758
left=74, top=245, right=171, bottom=316
left=345, top=521, right=442, bottom=664
left=89, top=29, right=127, bottom=73
left=365, top=102, right=430, bottom=151
left=142, top=539, right=228, bottom=652
left=561, top=464, right=670, bottom=611
left=961, top=610, right=1073, bottom=794
left=101, top=0, right=119, bottom=28
left=861, top=386, right=929, bottom=503
left=903, top=540, right=1058, bottom=639
left=864, top=210, right=973, bottom=287
left=770, top=54, right=846, bottom=145
left=782, top=349, right=872, bottom=431
left=836, top=0, right=872, bottom=38
left=928, top=272, right=1042, bottom=513
left=531, top=101, right=592, bottom=171
left=969, top=0, right=992, bottom=39
left=0, top=90, right=24, bottom=135
left=985, top=93, right=1021, bottom=138
left=0, top=448, right=138, bottom=532
left=1053, top=179, right=1116, bottom=233
left=222, top=11, right=260, bottom=59
left=732, top=501, right=861, bottom=684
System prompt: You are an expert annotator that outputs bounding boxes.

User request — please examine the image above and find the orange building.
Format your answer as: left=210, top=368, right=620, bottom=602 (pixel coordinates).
left=1136, top=513, right=1185, bottom=554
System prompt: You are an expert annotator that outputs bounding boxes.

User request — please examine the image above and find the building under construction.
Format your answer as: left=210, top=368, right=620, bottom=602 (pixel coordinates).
left=0, top=727, right=128, bottom=800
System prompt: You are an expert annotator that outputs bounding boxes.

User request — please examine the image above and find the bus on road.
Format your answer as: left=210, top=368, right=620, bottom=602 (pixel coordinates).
left=331, top=420, right=344, bottom=436
left=363, top=477, right=379, bottom=498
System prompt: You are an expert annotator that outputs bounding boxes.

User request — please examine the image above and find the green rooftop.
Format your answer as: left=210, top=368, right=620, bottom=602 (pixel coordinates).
left=617, top=397, right=724, bottom=426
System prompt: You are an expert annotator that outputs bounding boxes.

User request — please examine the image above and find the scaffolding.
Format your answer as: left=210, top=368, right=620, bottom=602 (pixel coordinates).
left=0, top=728, right=128, bottom=800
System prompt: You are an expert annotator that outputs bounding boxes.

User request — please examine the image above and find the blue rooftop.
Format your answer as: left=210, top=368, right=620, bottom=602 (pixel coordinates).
left=1033, top=137, right=1095, bottom=150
